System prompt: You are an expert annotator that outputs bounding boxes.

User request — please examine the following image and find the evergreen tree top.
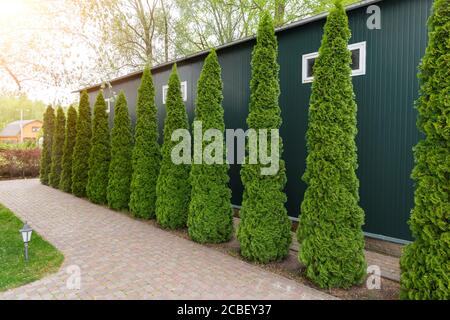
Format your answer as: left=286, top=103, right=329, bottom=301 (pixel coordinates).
left=165, top=64, right=186, bottom=125
left=94, top=90, right=106, bottom=107
left=138, top=66, right=155, bottom=101
left=77, top=91, right=92, bottom=131
left=167, top=64, right=181, bottom=100
left=113, top=92, right=130, bottom=122
left=256, top=11, right=277, bottom=50
left=195, top=49, right=224, bottom=130
left=318, top=1, right=351, bottom=66
left=67, top=105, right=77, bottom=116
left=55, top=105, right=65, bottom=118
left=248, top=11, right=281, bottom=130
left=79, top=90, right=90, bottom=111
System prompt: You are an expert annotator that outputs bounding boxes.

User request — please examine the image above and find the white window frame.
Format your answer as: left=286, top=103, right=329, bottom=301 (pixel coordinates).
left=163, top=81, right=187, bottom=104
left=301, top=52, right=319, bottom=84
left=348, top=41, right=366, bottom=76
left=301, top=41, right=367, bottom=84
left=105, top=98, right=112, bottom=113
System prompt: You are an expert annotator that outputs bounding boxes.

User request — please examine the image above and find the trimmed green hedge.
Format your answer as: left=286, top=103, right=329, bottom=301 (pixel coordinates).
left=39, top=106, right=55, bottom=185
left=156, top=64, right=191, bottom=229
left=72, top=91, right=92, bottom=197
left=129, top=66, right=161, bottom=219
left=49, top=106, right=66, bottom=188
left=107, top=92, right=133, bottom=211
left=59, top=105, right=77, bottom=192
left=188, top=49, right=233, bottom=243
left=400, top=0, right=450, bottom=300
left=237, top=12, right=292, bottom=263
left=296, top=1, right=366, bottom=289
left=87, top=91, right=111, bottom=204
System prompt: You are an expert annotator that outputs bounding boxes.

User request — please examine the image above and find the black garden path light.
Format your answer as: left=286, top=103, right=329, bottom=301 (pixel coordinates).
left=19, top=222, right=33, bottom=262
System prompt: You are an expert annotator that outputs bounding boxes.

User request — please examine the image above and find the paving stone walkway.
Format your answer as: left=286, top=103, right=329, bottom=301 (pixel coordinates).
left=0, top=179, right=334, bottom=300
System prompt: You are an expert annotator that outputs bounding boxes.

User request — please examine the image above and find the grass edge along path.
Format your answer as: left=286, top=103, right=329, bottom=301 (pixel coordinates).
left=0, top=203, right=64, bottom=292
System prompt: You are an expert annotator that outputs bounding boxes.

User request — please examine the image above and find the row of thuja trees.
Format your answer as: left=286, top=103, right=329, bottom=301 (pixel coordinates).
left=39, top=0, right=448, bottom=299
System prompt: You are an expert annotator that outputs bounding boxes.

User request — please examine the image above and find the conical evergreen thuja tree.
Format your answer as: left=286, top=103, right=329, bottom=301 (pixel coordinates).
left=107, top=92, right=133, bottom=210
left=87, top=91, right=111, bottom=204
left=188, top=49, right=233, bottom=243
left=40, top=105, right=55, bottom=185
left=400, top=0, right=450, bottom=300
left=156, top=64, right=191, bottom=229
left=49, top=106, right=66, bottom=188
left=129, top=66, right=161, bottom=219
left=59, top=105, right=77, bottom=192
left=237, top=12, right=292, bottom=263
left=72, top=91, right=92, bottom=197
left=297, top=1, right=366, bottom=289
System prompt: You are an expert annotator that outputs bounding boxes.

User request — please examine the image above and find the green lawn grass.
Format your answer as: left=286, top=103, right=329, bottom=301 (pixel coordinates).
left=0, top=204, right=64, bottom=291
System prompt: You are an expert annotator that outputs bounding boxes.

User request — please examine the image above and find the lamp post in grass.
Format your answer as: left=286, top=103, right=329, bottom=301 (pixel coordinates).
left=20, top=222, right=33, bottom=262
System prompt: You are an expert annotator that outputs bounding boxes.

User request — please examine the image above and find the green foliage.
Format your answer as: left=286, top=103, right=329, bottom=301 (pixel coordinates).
left=72, top=91, right=92, bottom=197
left=237, top=12, right=291, bottom=263
left=0, top=95, right=46, bottom=130
left=129, top=67, right=161, bottom=219
left=87, top=92, right=111, bottom=204
left=296, top=1, right=366, bottom=289
left=400, top=0, right=450, bottom=300
left=156, top=64, right=191, bottom=229
left=39, top=106, right=55, bottom=185
left=107, top=92, right=133, bottom=210
left=59, top=106, right=77, bottom=192
left=188, top=50, right=233, bottom=243
left=49, top=107, right=66, bottom=188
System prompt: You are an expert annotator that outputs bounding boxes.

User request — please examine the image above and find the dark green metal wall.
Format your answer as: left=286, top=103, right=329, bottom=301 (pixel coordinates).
left=87, top=0, right=433, bottom=242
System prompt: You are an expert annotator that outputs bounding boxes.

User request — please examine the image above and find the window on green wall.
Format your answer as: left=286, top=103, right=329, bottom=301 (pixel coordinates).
left=162, top=81, right=187, bottom=104
left=302, top=41, right=366, bottom=84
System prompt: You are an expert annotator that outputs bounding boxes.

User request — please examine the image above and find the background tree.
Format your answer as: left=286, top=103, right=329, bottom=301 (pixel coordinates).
left=59, top=105, right=77, bottom=192
left=129, top=66, right=160, bottom=219
left=297, top=1, right=366, bottom=289
left=0, top=1, right=113, bottom=105
left=39, top=105, right=55, bottom=185
left=107, top=92, right=133, bottom=210
left=0, top=95, right=46, bottom=130
left=156, top=64, right=190, bottom=229
left=237, top=12, right=291, bottom=263
left=0, top=0, right=359, bottom=105
left=49, top=106, right=66, bottom=187
left=72, top=91, right=92, bottom=197
left=87, top=91, right=111, bottom=204
left=173, top=0, right=358, bottom=55
left=400, top=0, right=450, bottom=300
left=188, top=50, right=233, bottom=243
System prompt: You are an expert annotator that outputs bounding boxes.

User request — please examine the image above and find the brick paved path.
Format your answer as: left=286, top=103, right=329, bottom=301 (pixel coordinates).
left=0, top=179, right=334, bottom=300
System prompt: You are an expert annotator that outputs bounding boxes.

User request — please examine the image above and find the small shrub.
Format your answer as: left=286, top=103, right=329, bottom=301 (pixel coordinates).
left=0, top=147, right=41, bottom=178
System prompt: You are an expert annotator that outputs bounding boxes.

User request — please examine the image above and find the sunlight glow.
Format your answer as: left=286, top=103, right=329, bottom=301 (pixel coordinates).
left=0, top=0, right=26, bottom=19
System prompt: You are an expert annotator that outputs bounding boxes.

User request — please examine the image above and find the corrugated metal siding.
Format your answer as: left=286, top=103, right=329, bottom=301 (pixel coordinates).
left=87, top=0, right=432, bottom=241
